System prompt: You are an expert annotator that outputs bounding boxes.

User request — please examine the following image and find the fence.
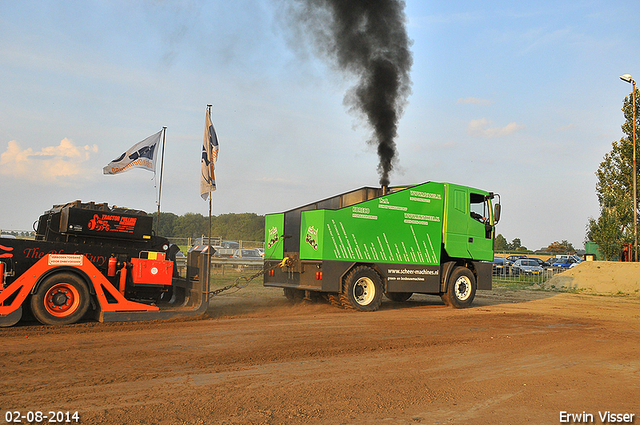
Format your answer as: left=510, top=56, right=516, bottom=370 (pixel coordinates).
left=491, top=264, right=570, bottom=285
left=174, top=255, right=263, bottom=277
left=167, top=237, right=264, bottom=250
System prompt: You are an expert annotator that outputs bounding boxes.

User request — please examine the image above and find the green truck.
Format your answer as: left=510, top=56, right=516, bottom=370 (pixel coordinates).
left=263, top=181, right=500, bottom=311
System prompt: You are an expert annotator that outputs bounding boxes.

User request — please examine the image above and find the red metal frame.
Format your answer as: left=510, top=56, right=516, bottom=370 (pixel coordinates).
left=0, top=254, right=158, bottom=317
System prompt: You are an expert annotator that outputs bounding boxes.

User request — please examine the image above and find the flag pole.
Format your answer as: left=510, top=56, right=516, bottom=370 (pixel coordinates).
left=156, top=126, right=167, bottom=234
left=207, top=105, right=213, bottom=272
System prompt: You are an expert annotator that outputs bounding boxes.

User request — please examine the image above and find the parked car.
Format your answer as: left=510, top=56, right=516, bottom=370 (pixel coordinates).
left=511, top=259, right=544, bottom=276
left=492, top=257, right=510, bottom=275
left=232, top=248, right=262, bottom=259
left=553, top=254, right=582, bottom=262
left=529, top=257, right=552, bottom=268
left=212, top=240, right=241, bottom=257
left=232, top=248, right=263, bottom=270
left=551, top=258, right=579, bottom=269
left=255, top=248, right=265, bottom=258
left=506, top=254, right=527, bottom=264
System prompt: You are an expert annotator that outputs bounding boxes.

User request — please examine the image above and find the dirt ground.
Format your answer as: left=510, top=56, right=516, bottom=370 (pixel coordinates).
left=2, top=282, right=639, bottom=425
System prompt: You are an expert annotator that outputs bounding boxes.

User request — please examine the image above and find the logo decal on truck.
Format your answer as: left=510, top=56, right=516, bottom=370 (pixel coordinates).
left=305, top=226, right=319, bottom=250
left=87, top=214, right=138, bottom=234
left=267, top=227, right=280, bottom=249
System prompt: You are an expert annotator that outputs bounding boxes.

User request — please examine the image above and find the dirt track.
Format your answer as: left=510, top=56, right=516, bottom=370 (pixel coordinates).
left=2, top=284, right=639, bottom=425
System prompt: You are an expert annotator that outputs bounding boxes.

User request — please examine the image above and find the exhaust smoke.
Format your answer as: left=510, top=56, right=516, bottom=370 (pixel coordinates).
left=286, top=0, right=413, bottom=187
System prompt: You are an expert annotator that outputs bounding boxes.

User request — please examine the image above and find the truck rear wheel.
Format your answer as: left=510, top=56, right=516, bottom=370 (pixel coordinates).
left=340, top=266, right=383, bottom=311
left=441, top=267, right=476, bottom=309
left=31, top=273, right=91, bottom=326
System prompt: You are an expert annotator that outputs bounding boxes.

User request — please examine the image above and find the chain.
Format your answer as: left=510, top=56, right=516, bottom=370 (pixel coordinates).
left=209, top=236, right=286, bottom=297
left=208, top=262, right=282, bottom=297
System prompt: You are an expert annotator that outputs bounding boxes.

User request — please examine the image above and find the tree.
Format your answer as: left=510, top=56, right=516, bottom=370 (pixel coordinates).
left=587, top=208, right=623, bottom=260
left=545, top=240, right=576, bottom=254
left=173, top=212, right=208, bottom=239
left=506, top=238, right=526, bottom=251
left=152, top=212, right=179, bottom=237
left=149, top=211, right=265, bottom=242
left=587, top=87, right=640, bottom=258
left=210, top=213, right=264, bottom=241
left=494, top=234, right=508, bottom=251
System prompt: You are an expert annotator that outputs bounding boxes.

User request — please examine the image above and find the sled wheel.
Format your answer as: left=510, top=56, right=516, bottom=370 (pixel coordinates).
left=441, top=267, right=476, bottom=309
left=385, top=292, right=413, bottom=302
left=340, top=266, right=383, bottom=311
left=31, top=273, right=90, bottom=326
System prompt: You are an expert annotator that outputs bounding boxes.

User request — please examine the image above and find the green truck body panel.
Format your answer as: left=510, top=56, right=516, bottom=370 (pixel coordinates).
left=265, top=213, right=285, bottom=259
left=264, top=181, right=496, bottom=295
left=297, top=182, right=445, bottom=264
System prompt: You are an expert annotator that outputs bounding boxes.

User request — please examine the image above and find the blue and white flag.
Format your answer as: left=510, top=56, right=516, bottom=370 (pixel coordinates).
left=103, top=130, right=162, bottom=175
left=200, top=107, right=219, bottom=200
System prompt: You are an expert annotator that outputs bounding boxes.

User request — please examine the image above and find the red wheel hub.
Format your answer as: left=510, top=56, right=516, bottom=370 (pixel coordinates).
left=44, top=283, right=80, bottom=317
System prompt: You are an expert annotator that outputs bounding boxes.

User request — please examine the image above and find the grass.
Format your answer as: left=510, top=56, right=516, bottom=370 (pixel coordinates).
left=209, top=267, right=264, bottom=290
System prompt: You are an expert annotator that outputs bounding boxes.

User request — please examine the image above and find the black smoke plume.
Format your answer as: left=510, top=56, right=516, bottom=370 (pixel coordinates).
left=287, top=0, right=413, bottom=187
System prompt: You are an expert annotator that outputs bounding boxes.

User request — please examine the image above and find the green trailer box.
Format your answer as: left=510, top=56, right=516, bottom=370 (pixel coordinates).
left=264, top=182, right=500, bottom=311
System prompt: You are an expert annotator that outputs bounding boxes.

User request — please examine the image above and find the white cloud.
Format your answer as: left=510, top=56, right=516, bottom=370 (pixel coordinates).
left=556, top=123, right=577, bottom=132
left=457, top=97, right=494, bottom=105
left=467, top=118, right=525, bottom=138
left=0, top=138, right=98, bottom=182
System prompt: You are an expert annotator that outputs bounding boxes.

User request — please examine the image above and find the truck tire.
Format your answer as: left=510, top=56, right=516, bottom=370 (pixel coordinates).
left=327, top=293, right=342, bottom=308
left=30, top=273, right=91, bottom=326
left=340, top=266, right=383, bottom=311
left=385, top=292, right=412, bottom=302
left=441, top=266, right=476, bottom=309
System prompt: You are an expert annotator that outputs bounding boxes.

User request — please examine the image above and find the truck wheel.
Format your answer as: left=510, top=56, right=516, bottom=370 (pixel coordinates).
left=385, top=292, right=413, bottom=302
left=30, top=273, right=90, bottom=326
left=340, top=266, right=383, bottom=311
left=441, top=267, right=476, bottom=309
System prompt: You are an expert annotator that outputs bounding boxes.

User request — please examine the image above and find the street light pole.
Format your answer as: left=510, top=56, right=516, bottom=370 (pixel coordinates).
left=620, top=74, right=637, bottom=262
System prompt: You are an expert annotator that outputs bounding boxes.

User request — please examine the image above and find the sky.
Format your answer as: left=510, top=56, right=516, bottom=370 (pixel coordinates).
left=1, top=0, right=640, bottom=251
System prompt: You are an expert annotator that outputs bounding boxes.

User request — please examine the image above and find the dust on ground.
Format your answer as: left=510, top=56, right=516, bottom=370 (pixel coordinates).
left=1, top=276, right=639, bottom=424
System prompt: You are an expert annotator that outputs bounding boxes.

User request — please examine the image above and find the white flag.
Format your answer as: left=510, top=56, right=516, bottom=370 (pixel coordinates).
left=200, top=107, right=219, bottom=200
left=103, top=130, right=163, bottom=175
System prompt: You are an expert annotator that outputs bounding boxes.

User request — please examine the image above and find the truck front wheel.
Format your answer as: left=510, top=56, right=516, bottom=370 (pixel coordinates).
left=441, top=267, right=476, bottom=308
left=340, top=266, right=383, bottom=311
left=31, top=273, right=91, bottom=326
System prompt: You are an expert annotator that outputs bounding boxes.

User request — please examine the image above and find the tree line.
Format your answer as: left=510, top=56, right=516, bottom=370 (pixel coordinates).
left=151, top=212, right=265, bottom=242
left=494, top=234, right=576, bottom=254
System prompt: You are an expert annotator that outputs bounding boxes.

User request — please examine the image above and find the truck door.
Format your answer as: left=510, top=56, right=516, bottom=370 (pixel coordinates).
left=442, top=185, right=470, bottom=259
left=467, top=193, right=493, bottom=260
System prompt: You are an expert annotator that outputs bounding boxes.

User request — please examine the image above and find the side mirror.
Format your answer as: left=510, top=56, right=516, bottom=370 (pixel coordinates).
left=494, top=203, right=501, bottom=224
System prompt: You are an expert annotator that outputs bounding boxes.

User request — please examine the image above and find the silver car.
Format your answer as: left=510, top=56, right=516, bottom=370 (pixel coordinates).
left=512, top=259, right=544, bottom=275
